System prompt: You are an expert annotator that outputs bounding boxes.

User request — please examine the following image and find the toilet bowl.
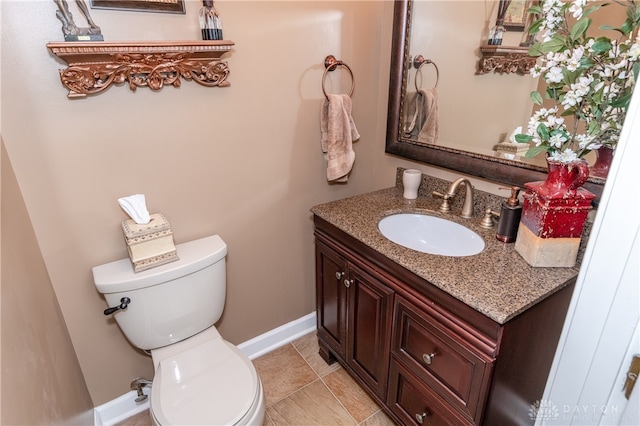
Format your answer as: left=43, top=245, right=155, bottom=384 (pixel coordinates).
left=92, top=235, right=265, bottom=426
left=149, top=327, right=265, bottom=426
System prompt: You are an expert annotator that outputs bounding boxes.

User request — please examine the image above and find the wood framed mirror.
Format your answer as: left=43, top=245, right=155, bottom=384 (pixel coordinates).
left=384, top=0, right=604, bottom=202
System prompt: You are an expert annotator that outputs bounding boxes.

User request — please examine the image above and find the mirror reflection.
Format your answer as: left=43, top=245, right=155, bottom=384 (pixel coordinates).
left=386, top=0, right=605, bottom=194
left=405, top=0, right=545, bottom=165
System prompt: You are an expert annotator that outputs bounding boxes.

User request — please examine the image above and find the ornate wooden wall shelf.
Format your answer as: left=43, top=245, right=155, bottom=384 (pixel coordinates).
left=46, top=40, right=234, bottom=98
left=478, top=45, right=536, bottom=75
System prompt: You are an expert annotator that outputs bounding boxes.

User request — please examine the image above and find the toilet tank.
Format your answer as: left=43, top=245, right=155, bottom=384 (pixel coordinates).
left=92, top=235, right=227, bottom=350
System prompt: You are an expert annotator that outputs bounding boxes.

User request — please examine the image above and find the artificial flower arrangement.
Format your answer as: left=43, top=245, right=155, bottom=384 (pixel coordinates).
left=516, top=0, right=640, bottom=163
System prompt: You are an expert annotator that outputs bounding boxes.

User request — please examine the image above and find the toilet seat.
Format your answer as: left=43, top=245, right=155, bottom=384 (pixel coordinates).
left=150, top=332, right=262, bottom=425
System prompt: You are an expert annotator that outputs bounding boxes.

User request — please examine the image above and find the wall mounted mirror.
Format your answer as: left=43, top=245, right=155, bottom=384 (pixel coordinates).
left=385, top=0, right=604, bottom=201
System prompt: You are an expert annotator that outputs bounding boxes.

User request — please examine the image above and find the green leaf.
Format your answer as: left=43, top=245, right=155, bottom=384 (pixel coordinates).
left=543, top=34, right=569, bottom=53
left=579, top=56, right=595, bottom=69
left=591, top=37, right=612, bottom=53
left=618, top=20, right=633, bottom=36
left=588, top=120, right=600, bottom=136
left=525, top=145, right=550, bottom=159
left=546, top=86, right=562, bottom=101
left=581, top=4, right=601, bottom=17
left=537, top=123, right=550, bottom=140
left=592, top=87, right=603, bottom=104
left=571, top=18, right=591, bottom=41
left=527, top=5, right=542, bottom=15
left=530, top=91, right=543, bottom=105
left=562, top=68, right=579, bottom=85
left=610, top=92, right=632, bottom=109
left=633, top=62, right=640, bottom=81
left=528, top=42, right=545, bottom=57
left=515, top=134, right=533, bottom=144
left=528, top=19, right=543, bottom=36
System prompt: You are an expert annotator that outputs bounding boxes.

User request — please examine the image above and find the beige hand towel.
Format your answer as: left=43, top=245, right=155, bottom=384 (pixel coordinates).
left=403, top=88, right=439, bottom=145
left=320, top=94, right=360, bottom=182
left=418, top=88, right=439, bottom=145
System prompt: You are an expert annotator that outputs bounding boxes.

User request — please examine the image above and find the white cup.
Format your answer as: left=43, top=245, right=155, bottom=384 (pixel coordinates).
left=402, top=169, right=422, bottom=199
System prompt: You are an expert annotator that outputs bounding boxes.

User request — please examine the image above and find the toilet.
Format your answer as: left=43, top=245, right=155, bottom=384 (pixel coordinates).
left=92, top=235, right=266, bottom=426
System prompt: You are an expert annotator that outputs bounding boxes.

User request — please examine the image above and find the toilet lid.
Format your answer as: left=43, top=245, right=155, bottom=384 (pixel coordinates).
left=151, top=337, right=259, bottom=426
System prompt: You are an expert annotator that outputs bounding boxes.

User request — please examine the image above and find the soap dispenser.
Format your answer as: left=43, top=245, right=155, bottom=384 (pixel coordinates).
left=496, top=186, right=522, bottom=243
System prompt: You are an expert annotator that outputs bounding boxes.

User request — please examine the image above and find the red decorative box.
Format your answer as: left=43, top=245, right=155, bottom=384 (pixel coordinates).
left=520, top=181, right=595, bottom=239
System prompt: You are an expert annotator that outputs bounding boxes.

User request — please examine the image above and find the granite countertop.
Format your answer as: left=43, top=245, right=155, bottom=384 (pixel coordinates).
left=311, top=174, right=582, bottom=325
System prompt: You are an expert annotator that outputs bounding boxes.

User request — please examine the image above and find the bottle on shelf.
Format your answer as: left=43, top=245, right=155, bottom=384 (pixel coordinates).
left=199, top=0, right=223, bottom=41
left=488, top=19, right=505, bottom=45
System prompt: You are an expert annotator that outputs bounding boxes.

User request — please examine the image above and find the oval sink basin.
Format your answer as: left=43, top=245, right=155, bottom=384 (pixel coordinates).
left=378, top=213, right=485, bottom=257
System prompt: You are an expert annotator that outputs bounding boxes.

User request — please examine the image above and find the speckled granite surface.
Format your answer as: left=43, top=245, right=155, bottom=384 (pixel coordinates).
left=311, top=169, right=585, bottom=325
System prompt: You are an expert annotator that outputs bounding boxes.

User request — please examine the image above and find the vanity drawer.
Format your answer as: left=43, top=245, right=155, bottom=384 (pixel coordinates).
left=388, top=358, right=472, bottom=426
left=392, top=296, right=493, bottom=423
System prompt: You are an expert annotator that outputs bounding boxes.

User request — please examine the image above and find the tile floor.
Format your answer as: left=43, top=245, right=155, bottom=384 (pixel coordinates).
left=117, top=331, right=395, bottom=426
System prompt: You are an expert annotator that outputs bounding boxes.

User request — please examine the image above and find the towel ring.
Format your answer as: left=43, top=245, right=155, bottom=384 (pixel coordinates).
left=413, top=55, right=439, bottom=91
left=322, top=55, right=355, bottom=99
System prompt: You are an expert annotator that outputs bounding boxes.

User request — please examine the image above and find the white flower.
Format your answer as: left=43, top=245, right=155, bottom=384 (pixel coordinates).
left=545, top=66, right=564, bottom=83
left=630, top=35, right=640, bottom=59
left=576, top=134, right=597, bottom=149
left=549, top=133, right=568, bottom=148
left=549, top=148, right=579, bottom=162
left=520, top=0, right=637, bottom=162
left=569, top=0, right=587, bottom=19
left=562, top=90, right=581, bottom=108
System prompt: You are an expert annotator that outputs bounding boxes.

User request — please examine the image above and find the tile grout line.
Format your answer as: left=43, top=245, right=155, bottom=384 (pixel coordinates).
left=318, top=373, right=359, bottom=426
left=291, top=336, right=375, bottom=425
left=278, top=339, right=360, bottom=424
left=263, top=342, right=322, bottom=408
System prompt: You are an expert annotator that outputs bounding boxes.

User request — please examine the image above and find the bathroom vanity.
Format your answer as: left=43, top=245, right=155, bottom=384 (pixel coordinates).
left=312, top=175, right=583, bottom=425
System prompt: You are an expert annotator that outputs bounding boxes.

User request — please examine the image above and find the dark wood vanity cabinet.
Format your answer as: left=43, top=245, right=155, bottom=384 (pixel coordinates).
left=314, top=216, right=575, bottom=425
left=315, top=237, right=394, bottom=400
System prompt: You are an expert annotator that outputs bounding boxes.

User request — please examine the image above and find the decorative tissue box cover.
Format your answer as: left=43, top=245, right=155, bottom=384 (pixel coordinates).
left=493, top=142, right=529, bottom=153
left=121, top=213, right=178, bottom=273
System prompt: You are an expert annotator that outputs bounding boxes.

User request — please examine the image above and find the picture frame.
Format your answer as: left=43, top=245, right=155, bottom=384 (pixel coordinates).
left=91, top=0, right=186, bottom=14
left=504, top=0, right=530, bottom=31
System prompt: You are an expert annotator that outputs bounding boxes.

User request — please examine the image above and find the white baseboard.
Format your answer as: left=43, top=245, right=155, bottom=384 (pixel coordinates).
left=94, top=311, right=317, bottom=426
left=94, top=388, right=151, bottom=426
left=237, top=311, right=317, bottom=360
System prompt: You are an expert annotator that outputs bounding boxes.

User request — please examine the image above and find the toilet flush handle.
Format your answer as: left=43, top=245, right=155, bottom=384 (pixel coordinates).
left=103, top=297, right=131, bottom=315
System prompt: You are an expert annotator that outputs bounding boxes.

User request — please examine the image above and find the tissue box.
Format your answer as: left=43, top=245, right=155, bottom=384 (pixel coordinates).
left=121, top=213, right=178, bottom=273
left=493, top=141, right=529, bottom=153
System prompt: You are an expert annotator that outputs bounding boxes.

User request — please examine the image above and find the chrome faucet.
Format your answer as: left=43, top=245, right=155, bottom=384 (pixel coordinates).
left=433, top=177, right=475, bottom=219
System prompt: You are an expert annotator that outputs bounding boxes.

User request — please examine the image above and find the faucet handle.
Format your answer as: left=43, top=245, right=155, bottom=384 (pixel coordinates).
left=432, top=191, right=451, bottom=213
left=479, top=209, right=500, bottom=229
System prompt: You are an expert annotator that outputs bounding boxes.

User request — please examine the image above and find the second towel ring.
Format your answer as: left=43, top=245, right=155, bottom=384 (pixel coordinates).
left=413, top=55, right=439, bottom=91
left=322, top=55, right=355, bottom=99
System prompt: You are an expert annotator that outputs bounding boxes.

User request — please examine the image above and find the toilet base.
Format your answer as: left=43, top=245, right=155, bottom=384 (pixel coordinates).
left=150, top=378, right=265, bottom=426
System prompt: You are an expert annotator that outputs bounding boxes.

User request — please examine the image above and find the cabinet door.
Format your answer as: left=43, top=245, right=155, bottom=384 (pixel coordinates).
left=316, top=241, right=348, bottom=361
left=346, top=263, right=394, bottom=399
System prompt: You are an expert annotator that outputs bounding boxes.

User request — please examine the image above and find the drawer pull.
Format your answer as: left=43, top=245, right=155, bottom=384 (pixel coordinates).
left=344, top=278, right=353, bottom=288
left=335, top=271, right=345, bottom=280
left=422, top=352, right=436, bottom=365
left=415, top=410, right=430, bottom=424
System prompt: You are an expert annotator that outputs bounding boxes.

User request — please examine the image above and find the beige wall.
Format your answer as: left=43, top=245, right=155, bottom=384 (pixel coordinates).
left=1, top=0, right=398, bottom=405
left=0, top=0, right=516, bottom=409
left=409, top=0, right=540, bottom=153
left=1, top=140, right=94, bottom=424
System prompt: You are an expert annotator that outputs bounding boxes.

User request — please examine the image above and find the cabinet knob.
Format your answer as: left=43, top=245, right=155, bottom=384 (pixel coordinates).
left=344, top=278, right=353, bottom=288
left=422, top=352, right=436, bottom=365
left=415, top=410, right=430, bottom=424
left=335, top=271, right=345, bottom=280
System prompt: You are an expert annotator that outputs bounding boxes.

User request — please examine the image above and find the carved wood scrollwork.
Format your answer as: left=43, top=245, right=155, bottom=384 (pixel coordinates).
left=47, top=41, right=234, bottom=98
left=478, top=45, right=537, bottom=75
